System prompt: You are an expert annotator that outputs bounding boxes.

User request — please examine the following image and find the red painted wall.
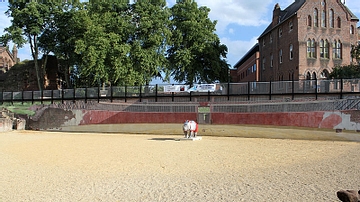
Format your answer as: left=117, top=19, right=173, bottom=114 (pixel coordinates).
left=211, top=112, right=342, bottom=129
left=81, top=111, right=198, bottom=125
left=77, top=110, right=344, bottom=129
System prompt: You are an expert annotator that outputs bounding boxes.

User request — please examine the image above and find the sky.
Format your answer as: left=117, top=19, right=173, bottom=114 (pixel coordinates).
left=1, top=0, right=360, bottom=83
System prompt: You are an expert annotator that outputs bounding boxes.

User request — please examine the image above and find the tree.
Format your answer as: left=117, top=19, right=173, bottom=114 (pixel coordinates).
left=128, top=0, right=171, bottom=85
left=1, top=2, right=53, bottom=90
left=38, top=2, right=84, bottom=88
left=167, top=1, right=230, bottom=85
left=329, top=44, right=360, bottom=79
left=74, top=2, right=136, bottom=87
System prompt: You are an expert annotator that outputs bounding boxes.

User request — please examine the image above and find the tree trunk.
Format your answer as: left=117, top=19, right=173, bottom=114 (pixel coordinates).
left=30, top=35, right=43, bottom=91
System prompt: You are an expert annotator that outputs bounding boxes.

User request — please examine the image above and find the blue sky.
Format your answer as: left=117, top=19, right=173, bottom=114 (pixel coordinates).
left=1, top=0, right=360, bottom=82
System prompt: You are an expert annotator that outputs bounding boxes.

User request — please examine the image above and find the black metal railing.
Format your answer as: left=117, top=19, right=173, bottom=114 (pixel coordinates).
left=1, top=78, right=360, bottom=104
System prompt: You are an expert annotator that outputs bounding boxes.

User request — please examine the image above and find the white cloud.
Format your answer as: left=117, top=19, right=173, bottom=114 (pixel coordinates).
left=346, top=0, right=360, bottom=16
left=220, top=36, right=258, bottom=67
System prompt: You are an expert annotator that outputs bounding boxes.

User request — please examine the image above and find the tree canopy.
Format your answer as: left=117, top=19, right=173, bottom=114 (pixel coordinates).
left=329, top=44, right=360, bottom=79
left=1, top=1, right=230, bottom=89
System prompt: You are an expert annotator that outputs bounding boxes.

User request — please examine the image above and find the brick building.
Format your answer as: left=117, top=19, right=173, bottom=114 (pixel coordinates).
left=231, top=43, right=260, bottom=83
left=253, top=0, right=359, bottom=82
left=0, top=45, right=18, bottom=73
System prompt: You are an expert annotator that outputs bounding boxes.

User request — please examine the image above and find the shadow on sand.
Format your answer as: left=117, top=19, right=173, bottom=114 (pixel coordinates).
left=148, top=138, right=179, bottom=141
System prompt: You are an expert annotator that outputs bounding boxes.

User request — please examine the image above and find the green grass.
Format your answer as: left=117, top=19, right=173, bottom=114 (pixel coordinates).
left=0, top=102, right=41, bottom=116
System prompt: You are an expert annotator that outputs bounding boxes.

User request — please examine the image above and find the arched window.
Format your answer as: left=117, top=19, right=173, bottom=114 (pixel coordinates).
left=308, top=15, right=312, bottom=27
left=312, top=72, right=317, bottom=80
left=350, top=25, right=355, bottom=34
left=314, top=8, right=319, bottom=27
left=279, top=49, right=283, bottom=64
left=307, top=39, right=316, bottom=58
left=337, top=17, right=341, bottom=28
left=306, top=72, right=311, bottom=80
left=307, top=39, right=311, bottom=58
left=324, top=39, right=329, bottom=59
left=329, top=9, right=334, bottom=28
left=320, top=39, right=324, bottom=58
left=321, top=10, right=326, bottom=27
left=321, top=69, right=329, bottom=79
left=290, top=44, right=293, bottom=60
left=333, top=40, right=342, bottom=59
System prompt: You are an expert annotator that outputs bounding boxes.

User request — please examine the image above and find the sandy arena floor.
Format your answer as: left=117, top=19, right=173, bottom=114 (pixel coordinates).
left=0, top=126, right=360, bottom=201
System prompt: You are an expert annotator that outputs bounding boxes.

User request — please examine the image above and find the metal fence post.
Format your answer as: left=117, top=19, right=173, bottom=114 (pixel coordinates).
left=125, top=85, right=127, bottom=103
left=97, top=86, right=100, bottom=103
left=110, top=86, right=113, bottom=103
left=292, top=76, right=295, bottom=100
left=85, top=87, right=87, bottom=103
left=0, top=90, right=3, bottom=105
left=247, top=81, right=250, bottom=101
left=73, top=88, right=76, bottom=103
left=315, top=77, right=318, bottom=100
left=139, top=85, right=142, bottom=102
left=155, top=84, right=158, bottom=102
left=269, top=81, right=272, bottom=100
left=227, top=82, right=230, bottom=101
left=51, top=90, right=53, bottom=104
left=340, top=78, right=343, bottom=99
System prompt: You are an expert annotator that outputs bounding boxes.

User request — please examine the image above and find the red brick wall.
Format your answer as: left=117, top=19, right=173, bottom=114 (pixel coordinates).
left=211, top=111, right=342, bottom=129
left=81, top=111, right=198, bottom=125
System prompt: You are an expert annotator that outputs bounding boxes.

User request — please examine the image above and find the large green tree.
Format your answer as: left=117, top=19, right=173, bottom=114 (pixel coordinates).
left=1, top=1, right=53, bottom=90
left=74, top=2, right=136, bottom=87
left=38, top=2, right=85, bottom=88
left=128, top=0, right=171, bottom=85
left=167, top=1, right=230, bottom=86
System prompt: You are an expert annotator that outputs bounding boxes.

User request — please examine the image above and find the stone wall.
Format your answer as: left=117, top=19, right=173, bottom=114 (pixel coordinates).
left=26, top=106, right=360, bottom=132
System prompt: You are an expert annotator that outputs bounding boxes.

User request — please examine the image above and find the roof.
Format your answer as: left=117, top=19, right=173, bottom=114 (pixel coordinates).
left=340, top=3, right=359, bottom=21
left=259, top=0, right=359, bottom=39
left=234, top=43, right=259, bottom=68
left=259, top=0, right=305, bottom=39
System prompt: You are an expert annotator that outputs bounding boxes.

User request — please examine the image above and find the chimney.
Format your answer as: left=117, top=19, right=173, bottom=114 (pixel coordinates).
left=273, top=3, right=281, bottom=26
left=12, top=45, right=18, bottom=64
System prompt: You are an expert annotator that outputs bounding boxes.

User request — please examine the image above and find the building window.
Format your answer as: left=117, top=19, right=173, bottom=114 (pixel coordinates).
left=320, top=39, right=324, bottom=58
left=262, top=57, right=266, bottom=70
left=320, top=39, right=329, bottom=59
left=325, top=40, right=329, bottom=58
left=279, top=49, right=283, bottom=64
left=308, top=15, right=312, bottom=27
left=263, top=39, right=265, bottom=46
left=290, top=44, right=293, bottom=60
left=329, top=9, right=334, bottom=28
left=337, top=17, right=341, bottom=28
left=350, top=25, right=355, bottom=34
left=253, top=64, right=257, bottom=72
left=289, top=21, right=293, bottom=31
left=314, top=8, right=319, bottom=27
left=270, top=53, right=273, bottom=68
left=333, top=40, right=342, bottom=59
left=307, top=39, right=316, bottom=58
left=270, top=33, right=273, bottom=43
left=321, top=10, right=326, bottom=27
left=278, top=27, right=282, bottom=37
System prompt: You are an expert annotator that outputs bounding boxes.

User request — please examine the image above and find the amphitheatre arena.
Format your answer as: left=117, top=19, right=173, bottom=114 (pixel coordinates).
left=1, top=93, right=360, bottom=201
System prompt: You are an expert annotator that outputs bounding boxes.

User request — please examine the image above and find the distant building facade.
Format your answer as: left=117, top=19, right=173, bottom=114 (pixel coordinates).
left=231, top=44, right=260, bottom=83
left=235, top=0, right=358, bottom=82
left=0, top=45, right=18, bottom=73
